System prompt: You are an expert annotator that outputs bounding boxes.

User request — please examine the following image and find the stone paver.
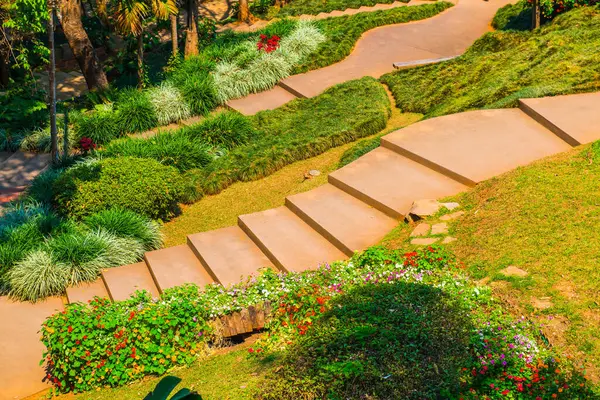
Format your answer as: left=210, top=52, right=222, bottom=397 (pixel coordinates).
left=431, top=222, right=448, bottom=235
left=440, top=211, right=464, bottom=221
left=66, top=279, right=110, bottom=304
left=382, top=109, right=571, bottom=184
left=411, top=237, right=438, bottom=245
left=500, top=266, right=529, bottom=278
left=226, top=86, right=298, bottom=115
left=102, top=262, right=160, bottom=301
left=442, top=236, right=456, bottom=244
left=410, top=223, right=430, bottom=237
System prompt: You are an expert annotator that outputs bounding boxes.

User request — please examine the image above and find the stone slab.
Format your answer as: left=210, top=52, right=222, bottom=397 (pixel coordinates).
left=66, top=279, right=110, bottom=304
left=285, top=184, right=398, bottom=256
left=410, top=223, right=430, bottom=237
left=411, top=237, right=438, bottom=245
left=102, top=262, right=160, bottom=301
left=238, top=206, right=346, bottom=272
left=329, top=147, right=467, bottom=219
left=187, top=226, right=275, bottom=287
left=145, top=245, right=214, bottom=292
left=519, top=92, right=600, bottom=146
left=382, top=109, right=571, bottom=184
left=226, top=86, right=297, bottom=115
left=0, top=296, right=63, bottom=400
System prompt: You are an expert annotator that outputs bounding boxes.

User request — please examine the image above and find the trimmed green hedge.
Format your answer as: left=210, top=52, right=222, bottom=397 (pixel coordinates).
left=53, top=158, right=187, bottom=220
left=194, top=77, right=391, bottom=195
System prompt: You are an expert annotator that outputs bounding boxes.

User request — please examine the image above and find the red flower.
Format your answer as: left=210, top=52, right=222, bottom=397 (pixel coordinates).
left=68, top=326, right=73, bottom=333
left=501, top=389, right=510, bottom=395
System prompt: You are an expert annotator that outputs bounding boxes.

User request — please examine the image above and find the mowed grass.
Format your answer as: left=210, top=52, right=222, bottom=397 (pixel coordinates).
left=38, top=341, right=275, bottom=400
left=163, top=108, right=421, bottom=246
left=263, top=0, right=404, bottom=18
left=381, top=144, right=600, bottom=381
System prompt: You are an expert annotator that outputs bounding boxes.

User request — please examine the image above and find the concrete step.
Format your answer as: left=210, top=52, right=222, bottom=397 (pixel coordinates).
left=66, top=278, right=110, bottom=304
left=0, top=296, right=63, bottom=400
left=329, top=147, right=466, bottom=219
left=187, top=226, right=275, bottom=287
left=519, top=92, right=600, bottom=146
left=145, top=245, right=214, bottom=292
left=226, top=85, right=297, bottom=116
left=101, top=262, right=160, bottom=301
left=286, top=184, right=398, bottom=256
left=381, top=109, right=571, bottom=185
left=327, top=10, right=346, bottom=16
left=0, top=152, right=50, bottom=189
left=238, top=206, right=346, bottom=272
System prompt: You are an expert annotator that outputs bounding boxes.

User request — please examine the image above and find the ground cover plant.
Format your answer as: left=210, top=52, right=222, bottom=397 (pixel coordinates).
left=41, top=246, right=596, bottom=397
left=259, top=0, right=405, bottom=19
left=381, top=3, right=600, bottom=117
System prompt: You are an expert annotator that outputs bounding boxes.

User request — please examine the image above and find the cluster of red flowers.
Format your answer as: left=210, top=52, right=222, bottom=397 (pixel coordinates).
left=79, top=137, right=97, bottom=152
left=257, top=34, right=280, bottom=53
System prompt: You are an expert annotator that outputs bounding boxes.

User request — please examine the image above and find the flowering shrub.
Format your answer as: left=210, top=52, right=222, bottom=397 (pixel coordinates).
left=42, top=288, right=213, bottom=393
left=257, top=34, right=280, bottom=53
left=78, top=137, right=97, bottom=152
left=534, top=0, right=598, bottom=18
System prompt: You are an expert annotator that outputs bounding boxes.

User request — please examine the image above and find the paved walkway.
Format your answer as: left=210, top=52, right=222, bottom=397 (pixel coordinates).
left=2, top=91, right=600, bottom=400
left=227, top=0, right=511, bottom=114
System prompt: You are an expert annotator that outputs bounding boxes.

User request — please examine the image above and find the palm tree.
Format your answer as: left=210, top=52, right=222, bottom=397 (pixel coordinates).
left=101, top=0, right=177, bottom=87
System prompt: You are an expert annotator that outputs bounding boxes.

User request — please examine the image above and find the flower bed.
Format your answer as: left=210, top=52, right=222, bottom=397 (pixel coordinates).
left=41, top=246, right=595, bottom=397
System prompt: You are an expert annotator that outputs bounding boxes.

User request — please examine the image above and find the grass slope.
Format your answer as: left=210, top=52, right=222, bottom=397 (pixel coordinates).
left=264, top=0, right=406, bottom=18
left=381, top=144, right=600, bottom=381
left=381, top=4, right=600, bottom=117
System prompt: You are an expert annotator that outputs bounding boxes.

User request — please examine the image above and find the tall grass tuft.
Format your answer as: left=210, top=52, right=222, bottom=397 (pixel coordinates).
left=8, top=251, right=69, bottom=302
left=148, top=82, right=192, bottom=126
left=73, top=106, right=121, bottom=145
left=182, top=111, right=256, bottom=149
left=83, top=208, right=163, bottom=251
left=116, top=89, right=159, bottom=134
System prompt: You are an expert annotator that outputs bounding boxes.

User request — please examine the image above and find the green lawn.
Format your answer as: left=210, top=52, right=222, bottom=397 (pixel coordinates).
left=380, top=3, right=600, bottom=117
left=381, top=144, right=600, bottom=382
left=258, top=0, right=407, bottom=19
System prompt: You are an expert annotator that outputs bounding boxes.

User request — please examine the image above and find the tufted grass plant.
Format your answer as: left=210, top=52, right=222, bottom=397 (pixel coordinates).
left=115, top=89, right=159, bottom=134
left=7, top=250, right=69, bottom=302
left=148, top=82, right=192, bottom=126
left=73, top=106, right=122, bottom=145
left=178, top=74, right=219, bottom=116
left=181, top=111, right=256, bottom=150
left=83, top=208, right=163, bottom=251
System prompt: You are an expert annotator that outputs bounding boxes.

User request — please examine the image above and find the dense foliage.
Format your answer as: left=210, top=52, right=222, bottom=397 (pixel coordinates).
left=52, top=157, right=187, bottom=220
left=381, top=5, right=600, bottom=117
left=41, top=246, right=595, bottom=397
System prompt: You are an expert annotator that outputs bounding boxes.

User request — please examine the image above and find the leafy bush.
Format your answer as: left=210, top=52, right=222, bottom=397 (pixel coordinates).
left=178, top=73, right=219, bottom=116
left=83, top=208, right=163, bottom=251
left=73, top=106, right=121, bottom=145
left=195, top=77, right=390, bottom=195
left=492, top=0, right=533, bottom=31
left=115, top=89, right=159, bottom=134
left=53, top=157, right=186, bottom=220
left=148, top=82, right=192, bottom=126
left=380, top=5, right=600, bottom=117
left=181, top=111, right=256, bottom=149
left=0, top=83, right=47, bottom=133
left=100, top=131, right=213, bottom=172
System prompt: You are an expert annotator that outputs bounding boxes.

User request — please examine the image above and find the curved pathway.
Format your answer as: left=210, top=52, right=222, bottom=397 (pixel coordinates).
left=227, top=0, right=512, bottom=114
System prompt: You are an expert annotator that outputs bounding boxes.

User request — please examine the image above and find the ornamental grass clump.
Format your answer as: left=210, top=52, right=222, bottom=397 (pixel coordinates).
left=115, top=89, right=159, bottom=134
left=73, top=106, right=121, bottom=145
left=148, top=82, right=192, bottom=126
left=181, top=111, right=256, bottom=150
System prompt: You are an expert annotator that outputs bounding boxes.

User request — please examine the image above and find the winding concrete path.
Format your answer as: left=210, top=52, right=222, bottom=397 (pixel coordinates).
left=227, top=0, right=511, bottom=114
left=2, top=90, right=600, bottom=400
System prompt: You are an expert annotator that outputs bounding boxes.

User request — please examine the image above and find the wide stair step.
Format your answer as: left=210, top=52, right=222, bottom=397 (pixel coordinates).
left=286, top=184, right=398, bottom=256
left=0, top=296, right=63, bottom=400
left=145, top=245, right=214, bottom=291
left=329, top=146, right=466, bottom=219
left=381, top=109, right=571, bottom=185
left=66, top=278, right=110, bottom=304
left=0, top=151, right=37, bottom=182
left=0, top=152, right=50, bottom=188
left=102, top=262, right=160, bottom=301
left=239, top=206, right=346, bottom=272
left=519, top=92, right=600, bottom=146
left=188, top=226, right=275, bottom=287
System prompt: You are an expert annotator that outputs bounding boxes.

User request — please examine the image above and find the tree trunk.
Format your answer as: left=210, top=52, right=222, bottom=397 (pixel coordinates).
left=48, top=7, right=59, bottom=165
left=531, top=0, right=541, bottom=29
left=170, top=13, right=178, bottom=57
left=238, top=0, right=252, bottom=23
left=58, top=0, right=108, bottom=90
left=137, top=33, right=144, bottom=88
left=184, top=0, right=198, bottom=58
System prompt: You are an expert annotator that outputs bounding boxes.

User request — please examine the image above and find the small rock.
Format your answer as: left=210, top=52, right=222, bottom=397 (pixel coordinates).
left=410, top=237, right=439, bottom=246
left=500, top=266, right=529, bottom=278
left=240, top=385, right=247, bottom=389
left=531, top=297, right=553, bottom=310
left=309, top=169, right=321, bottom=177
left=410, top=223, right=430, bottom=237
left=431, top=223, right=448, bottom=235
left=442, top=236, right=457, bottom=244
left=405, top=199, right=442, bottom=222
left=440, top=211, right=465, bottom=221
left=441, top=202, right=460, bottom=211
